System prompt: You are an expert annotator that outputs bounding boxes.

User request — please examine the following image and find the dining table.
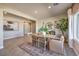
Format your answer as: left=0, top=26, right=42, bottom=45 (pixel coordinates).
left=31, top=33, right=60, bottom=51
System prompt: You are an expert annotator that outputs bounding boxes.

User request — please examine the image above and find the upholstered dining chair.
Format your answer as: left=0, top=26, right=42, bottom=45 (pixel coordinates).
left=38, top=37, right=47, bottom=52
left=32, top=34, right=38, bottom=47
left=49, top=36, right=65, bottom=54
left=26, top=34, right=32, bottom=44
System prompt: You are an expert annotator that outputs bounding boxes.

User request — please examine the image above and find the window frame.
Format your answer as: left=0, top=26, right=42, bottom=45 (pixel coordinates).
left=74, top=11, right=79, bottom=41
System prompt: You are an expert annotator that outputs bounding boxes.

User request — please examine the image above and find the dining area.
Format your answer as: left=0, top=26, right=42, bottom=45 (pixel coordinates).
left=26, top=32, right=65, bottom=55
left=23, top=18, right=67, bottom=55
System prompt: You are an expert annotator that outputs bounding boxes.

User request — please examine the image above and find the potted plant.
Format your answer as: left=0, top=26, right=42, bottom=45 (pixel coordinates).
left=39, top=25, right=48, bottom=35
left=55, top=17, right=68, bottom=42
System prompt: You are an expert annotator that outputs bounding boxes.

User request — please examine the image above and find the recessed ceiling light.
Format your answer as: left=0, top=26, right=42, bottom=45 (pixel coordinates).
left=48, top=6, right=51, bottom=9
left=34, top=10, right=38, bottom=14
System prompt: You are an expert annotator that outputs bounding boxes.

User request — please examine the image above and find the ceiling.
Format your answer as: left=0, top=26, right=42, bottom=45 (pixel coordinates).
left=0, top=3, right=72, bottom=19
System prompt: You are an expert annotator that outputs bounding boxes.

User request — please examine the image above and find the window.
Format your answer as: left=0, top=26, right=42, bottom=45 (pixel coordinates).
left=74, top=12, right=79, bottom=40
left=76, top=14, right=79, bottom=39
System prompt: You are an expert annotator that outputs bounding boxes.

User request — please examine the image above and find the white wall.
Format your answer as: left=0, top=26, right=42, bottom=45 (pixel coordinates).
left=0, top=9, right=3, bottom=49
left=36, top=15, right=67, bottom=35
left=3, top=13, right=30, bottom=39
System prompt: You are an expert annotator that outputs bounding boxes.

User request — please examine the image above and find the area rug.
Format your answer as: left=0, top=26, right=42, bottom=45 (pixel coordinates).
left=19, top=43, right=64, bottom=56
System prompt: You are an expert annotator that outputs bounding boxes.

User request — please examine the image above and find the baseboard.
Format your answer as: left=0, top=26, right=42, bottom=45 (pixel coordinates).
left=0, top=46, right=3, bottom=49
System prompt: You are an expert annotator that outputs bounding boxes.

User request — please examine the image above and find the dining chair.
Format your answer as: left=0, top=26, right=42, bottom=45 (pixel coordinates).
left=25, top=34, right=32, bottom=44
left=49, top=36, right=65, bottom=54
left=38, top=37, right=47, bottom=53
left=32, top=34, right=38, bottom=47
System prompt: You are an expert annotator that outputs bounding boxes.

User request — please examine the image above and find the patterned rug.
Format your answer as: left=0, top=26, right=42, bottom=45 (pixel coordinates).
left=19, top=43, right=64, bottom=56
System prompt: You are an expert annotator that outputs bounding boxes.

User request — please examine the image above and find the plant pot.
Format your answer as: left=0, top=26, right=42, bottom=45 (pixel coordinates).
left=42, top=32, right=46, bottom=36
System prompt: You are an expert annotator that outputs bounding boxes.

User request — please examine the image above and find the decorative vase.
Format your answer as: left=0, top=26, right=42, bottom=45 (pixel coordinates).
left=42, top=31, right=46, bottom=36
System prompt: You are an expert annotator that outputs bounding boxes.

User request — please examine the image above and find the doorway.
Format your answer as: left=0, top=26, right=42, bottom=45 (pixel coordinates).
left=23, top=20, right=36, bottom=35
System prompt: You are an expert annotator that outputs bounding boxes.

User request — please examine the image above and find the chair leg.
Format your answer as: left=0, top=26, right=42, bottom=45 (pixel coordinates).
left=36, top=41, right=38, bottom=47
left=32, top=41, right=36, bottom=47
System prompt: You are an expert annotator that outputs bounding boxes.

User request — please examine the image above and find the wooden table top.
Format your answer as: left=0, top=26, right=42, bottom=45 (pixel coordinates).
left=32, top=33, right=60, bottom=40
